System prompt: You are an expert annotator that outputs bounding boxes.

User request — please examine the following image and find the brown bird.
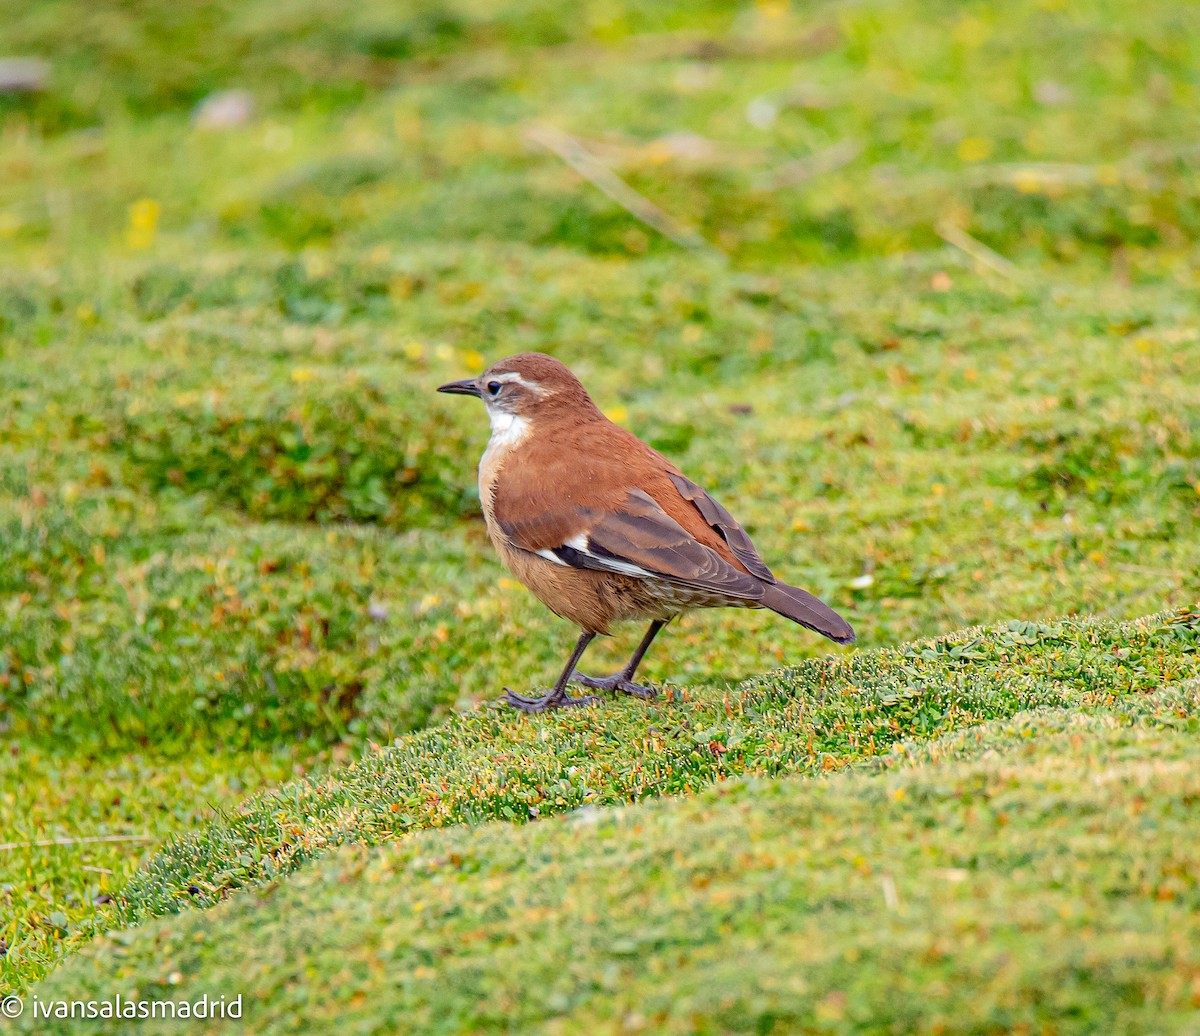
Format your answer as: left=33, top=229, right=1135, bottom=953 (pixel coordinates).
left=438, top=353, right=854, bottom=712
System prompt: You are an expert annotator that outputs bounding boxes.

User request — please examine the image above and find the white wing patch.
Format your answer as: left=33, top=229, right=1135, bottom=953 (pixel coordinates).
left=530, top=534, right=657, bottom=578
left=562, top=534, right=656, bottom=578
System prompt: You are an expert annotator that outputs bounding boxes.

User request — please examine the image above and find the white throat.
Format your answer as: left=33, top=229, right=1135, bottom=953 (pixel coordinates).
left=484, top=409, right=530, bottom=453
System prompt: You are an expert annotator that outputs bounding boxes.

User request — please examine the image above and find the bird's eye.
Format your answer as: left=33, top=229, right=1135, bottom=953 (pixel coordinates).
left=486, top=381, right=502, bottom=396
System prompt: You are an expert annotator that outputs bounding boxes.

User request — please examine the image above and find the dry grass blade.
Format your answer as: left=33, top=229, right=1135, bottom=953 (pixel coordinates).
left=525, top=122, right=723, bottom=255
left=0, top=834, right=156, bottom=853
left=935, top=218, right=1021, bottom=279
left=765, top=138, right=863, bottom=188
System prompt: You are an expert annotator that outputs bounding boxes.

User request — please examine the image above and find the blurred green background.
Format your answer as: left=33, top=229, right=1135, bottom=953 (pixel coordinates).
left=4, top=0, right=1200, bottom=262
left=2, top=0, right=1199, bottom=1025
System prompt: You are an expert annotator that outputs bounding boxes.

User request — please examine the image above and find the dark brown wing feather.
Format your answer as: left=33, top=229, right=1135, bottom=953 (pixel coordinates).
left=496, top=488, right=766, bottom=601
left=665, top=471, right=774, bottom=582
left=581, top=490, right=765, bottom=599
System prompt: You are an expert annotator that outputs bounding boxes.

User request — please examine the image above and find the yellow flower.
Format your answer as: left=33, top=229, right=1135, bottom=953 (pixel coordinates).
left=756, top=0, right=789, bottom=18
left=953, top=15, right=990, bottom=48
left=1013, top=169, right=1043, bottom=194
left=291, top=367, right=315, bottom=383
left=603, top=405, right=629, bottom=424
left=957, top=137, right=992, bottom=163
left=126, top=198, right=161, bottom=249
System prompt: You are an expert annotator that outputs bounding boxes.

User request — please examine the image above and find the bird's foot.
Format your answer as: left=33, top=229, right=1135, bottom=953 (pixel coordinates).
left=503, top=687, right=601, bottom=713
left=568, top=671, right=658, bottom=700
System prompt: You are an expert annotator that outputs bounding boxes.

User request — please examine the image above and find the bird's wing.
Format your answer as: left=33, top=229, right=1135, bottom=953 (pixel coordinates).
left=496, top=488, right=767, bottom=601
left=664, top=471, right=775, bottom=583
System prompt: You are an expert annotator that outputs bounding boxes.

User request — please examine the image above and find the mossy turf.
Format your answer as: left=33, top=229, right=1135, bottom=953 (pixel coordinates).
left=116, top=609, right=1200, bottom=923
left=4, top=255, right=1199, bottom=758
left=3, top=0, right=1200, bottom=1021
left=26, top=673, right=1200, bottom=1034
left=5, top=255, right=1196, bottom=998
left=0, top=746, right=307, bottom=993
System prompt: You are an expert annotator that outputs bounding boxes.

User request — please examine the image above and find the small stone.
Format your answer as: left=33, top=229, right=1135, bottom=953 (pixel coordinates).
left=0, top=57, right=49, bottom=93
left=570, top=805, right=602, bottom=826
left=746, top=96, right=779, bottom=130
left=1033, top=80, right=1072, bottom=106
left=192, top=89, right=255, bottom=130
left=652, top=131, right=716, bottom=161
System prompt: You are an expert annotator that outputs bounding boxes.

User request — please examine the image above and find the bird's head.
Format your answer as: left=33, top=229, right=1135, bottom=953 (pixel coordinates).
left=437, top=352, right=600, bottom=438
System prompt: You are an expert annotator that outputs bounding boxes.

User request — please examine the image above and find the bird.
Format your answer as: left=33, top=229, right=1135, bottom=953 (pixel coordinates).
left=437, top=352, right=854, bottom=712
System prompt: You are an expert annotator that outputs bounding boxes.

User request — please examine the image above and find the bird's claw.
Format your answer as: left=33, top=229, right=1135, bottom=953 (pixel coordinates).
left=568, top=671, right=658, bottom=700
left=503, top=687, right=602, bottom=713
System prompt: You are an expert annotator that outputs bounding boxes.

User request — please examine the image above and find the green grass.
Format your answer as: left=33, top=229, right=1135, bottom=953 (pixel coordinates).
left=23, top=673, right=1200, bottom=1033
left=4, top=0, right=1200, bottom=265
left=115, top=608, right=1200, bottom=922
left=5, top=253, right=1198, bottom=753
left=0, top=746, right=307, bottom=991
left=2, top=0, right=1200, bottom=1023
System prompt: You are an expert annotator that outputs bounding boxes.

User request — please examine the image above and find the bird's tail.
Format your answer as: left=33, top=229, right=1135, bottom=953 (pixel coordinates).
left=760, top=582, right=855, bottom=644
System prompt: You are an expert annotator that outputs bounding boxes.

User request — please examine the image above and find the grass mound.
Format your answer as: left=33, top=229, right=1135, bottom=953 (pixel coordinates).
left=118, top=609, right=1200, bottom=923
left=27, top=679, right=1200, bottom=1034
left=116, top=376, right=476, bottom=527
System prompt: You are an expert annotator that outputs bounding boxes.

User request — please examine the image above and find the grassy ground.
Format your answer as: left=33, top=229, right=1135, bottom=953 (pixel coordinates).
left=2, top=0, right=1200, bottom=1024
left=112, top=608, right=1200, bottom=920
left=26, top=671, right=1200, bottom=1034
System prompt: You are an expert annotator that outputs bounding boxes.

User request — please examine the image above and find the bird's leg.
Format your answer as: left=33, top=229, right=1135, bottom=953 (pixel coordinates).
left=504, top=631, right=602, bottom=712
left=570, top=619, right=665, bottom=700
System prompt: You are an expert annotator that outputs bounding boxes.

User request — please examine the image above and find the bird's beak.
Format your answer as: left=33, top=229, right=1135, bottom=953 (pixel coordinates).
left=436, top=379, right=482, bottom=398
